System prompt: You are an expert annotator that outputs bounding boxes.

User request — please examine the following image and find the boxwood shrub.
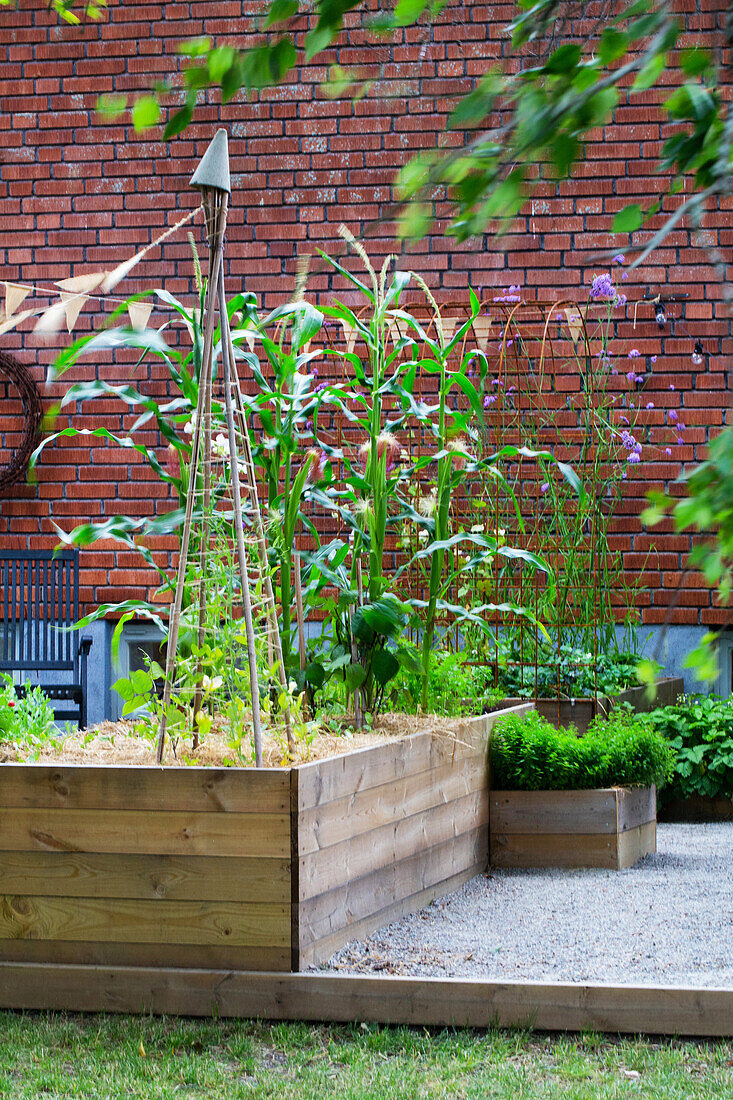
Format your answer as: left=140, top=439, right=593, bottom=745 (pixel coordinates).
left=490, top=709, right=675, bottom=791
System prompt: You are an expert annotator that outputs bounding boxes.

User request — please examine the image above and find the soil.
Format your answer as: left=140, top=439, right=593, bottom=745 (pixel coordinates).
left=0, top=709, right=472, bottom=768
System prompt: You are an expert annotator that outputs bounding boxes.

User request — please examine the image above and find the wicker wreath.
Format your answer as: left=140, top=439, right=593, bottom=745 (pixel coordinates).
left=0, top=351, right=44, bottom=493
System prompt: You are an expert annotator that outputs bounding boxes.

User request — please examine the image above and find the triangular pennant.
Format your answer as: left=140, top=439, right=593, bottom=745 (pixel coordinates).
left=338, top=319, right=358, bottom=354
left=564, top=308, right=583, bottom=345
left=0, top=308, right=35, bottom=337
left=3, top=282, right=31, bottom=318
left=102, top=249, right=148, bottom=293
left=390, top=317, right=411, bottom=346
left=441, top=317, right=458, bottom=345
left=471, top=315, right=493, bottom=350
left=56, top=272, right=107, bottom=295
left=33, top=300, right=66, bottom=337
left=127, top=300, right=153, bottom=331
left=60, top=291, right=88, bottom=332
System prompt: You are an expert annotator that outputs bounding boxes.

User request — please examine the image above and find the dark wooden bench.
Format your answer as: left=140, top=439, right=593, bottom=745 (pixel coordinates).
left=0, top=549, right=92, bottom=728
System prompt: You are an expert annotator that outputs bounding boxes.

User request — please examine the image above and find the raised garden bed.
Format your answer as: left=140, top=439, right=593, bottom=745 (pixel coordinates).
left=490, top=786, right=657, bottom=869
left=502, top=677, right=683, bottom=733
left=0, top=704, right=530, bottom=972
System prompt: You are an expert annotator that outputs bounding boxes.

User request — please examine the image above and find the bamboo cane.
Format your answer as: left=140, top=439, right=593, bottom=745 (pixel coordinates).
left=217, top=267, right=264, bottom=765
left=156, top=190, right=226, bottom=763
left=220, top=304, right=295, bottom=754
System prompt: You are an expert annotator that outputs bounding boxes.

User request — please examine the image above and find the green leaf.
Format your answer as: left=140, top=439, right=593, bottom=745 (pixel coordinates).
left=632, top=52, right=666, bottom=92
left=164, top=101, right=195, bottom=140
left=543, top=43, right=581, bottom=74
left=343, top=662, right=367, bottom=693
left=305, top=661, right=327, bottom=688
left=680, top=47, right=711, bottom=77
left=598, top=28, right=629, bottom=65
left=130, top=669, right=153, bottom=695
left=372, top=648, right=400, bottom=687
left=613, top=203, right=644, bottom=233
left=131, top=95, right=160, bottom=131
left=265, top=0, right=299, bottom=26
left=398, top=201, right=433, bottom=242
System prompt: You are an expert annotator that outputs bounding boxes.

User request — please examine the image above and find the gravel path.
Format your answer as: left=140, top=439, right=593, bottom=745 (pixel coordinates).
left=324, top=824, right=733, bottom=987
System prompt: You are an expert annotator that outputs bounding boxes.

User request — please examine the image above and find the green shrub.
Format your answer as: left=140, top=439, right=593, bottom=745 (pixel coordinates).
left=490, top=708, right=675, bottom=790
left=647, top=694, right=733, bottom=802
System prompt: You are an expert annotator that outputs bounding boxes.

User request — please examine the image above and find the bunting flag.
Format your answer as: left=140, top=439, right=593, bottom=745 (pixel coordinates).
left=60, top=291, right=88, bottom=332
left=389, top=317, right=412, bottom=346
left=441, top=317, right=459, bottom=345
left=3, top=282, right=31, bottom=318
left=565, top=308, right=583, bottom=345
left=339, top=319, right=358, bottom=354
left=33, top=300, right=66, bottom=337
left=0, top=308, right=35, bottom=337
left=56, top=273, right=107, bottom=296
left=127, top=300, right=153, bottom=331
left=471, top=315, right=493, bottom=350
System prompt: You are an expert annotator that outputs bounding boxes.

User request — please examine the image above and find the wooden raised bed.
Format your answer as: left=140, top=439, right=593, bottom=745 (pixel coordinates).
left=503, top=677, right=683, bottom=733
left=490, top=786, right=657, bottom=870
left=0, top=704, right=530, bottom=973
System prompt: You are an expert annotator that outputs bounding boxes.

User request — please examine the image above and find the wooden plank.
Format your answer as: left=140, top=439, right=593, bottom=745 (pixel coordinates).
left=298, top=863, right=484, bottom=969
left=617, top=787, right=656, bottom=833
left=0, top=939, right=290, bottom=971
left=491, top=831, right=617, bottom=869
left=0, top=764, right=290, bottom=813
left=299, top=789, right=488, bottom=901
left=490, top=790, right=619, bottom=835
left=298, top=754, right=488, bottom=855
left=295, top=706, right=530, bottom=808
left=0, top=852, right=291, bottom=903
left=0, top=895, right=289, bottom=946
left=0, top=809, right=291, bottom=858
left=0, top=965, right=730, bottom=1036
left=617, top=821, right=656, bottom=870
left=299, top=828, right=488, bottom=951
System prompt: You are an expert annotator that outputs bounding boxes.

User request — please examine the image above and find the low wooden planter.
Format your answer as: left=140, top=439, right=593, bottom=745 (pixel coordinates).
left=503, top=677, right=683, bottom=733
left=659, top=794, right=733, bottom=822
left=490, top=786, right=657, bottom=870
left=0, top=704, right=530, bottom=973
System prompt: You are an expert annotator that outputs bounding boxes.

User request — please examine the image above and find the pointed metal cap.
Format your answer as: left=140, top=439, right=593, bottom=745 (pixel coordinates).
left=190, top=129, right=231, bottom=195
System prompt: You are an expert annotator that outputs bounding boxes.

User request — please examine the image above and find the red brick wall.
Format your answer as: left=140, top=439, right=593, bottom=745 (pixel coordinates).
left=0, top=0, right=730, bottom=624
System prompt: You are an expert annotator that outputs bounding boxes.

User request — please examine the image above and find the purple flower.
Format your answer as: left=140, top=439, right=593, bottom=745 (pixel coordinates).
left=589, top=273, right=615, bottom=301
left=492, top=378, right=502, bottom=387
left=651, top=356, right=657, bottom=363
left=669, top=384, right=675, bottom=391
left=665, top=448, right=672, bottom=456
left=315, top=382, right=327, bottom=393
left=635, top=374, right=644, bottom=383
left=626, top=370, right=636, bottom=383
left=627, top=452, right=641, bottom=464
left=619, top=415, right=629, bottom=425
left=613, top=254, right=625, bottom=265
left=677, top=422, right=686, bottom=431
left=616, top=293, right=628, bottom=307
left=312, top=367, right=319, bottom=378
left=646, top=402, right=654, bottom=409
left=506, top=385, right=516, bottom=394
left=483, top=395, right=497, bottom=408
left=621, top=470, right=627, bottom=479
left=669, top=410, right=678, bottom=422
left=540, top=482, right=549, bottom=494
left=677, top=436, right=685, bottom=445
left=622, top=272, right=629, bottom=281
left=628, top=349, right=641, bottom=358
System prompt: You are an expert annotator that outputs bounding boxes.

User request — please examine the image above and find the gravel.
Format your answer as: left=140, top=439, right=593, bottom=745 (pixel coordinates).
left=324, top=824, right=733, bottom=987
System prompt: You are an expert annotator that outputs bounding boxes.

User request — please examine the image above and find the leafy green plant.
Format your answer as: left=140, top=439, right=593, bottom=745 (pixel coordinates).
left=647, top=694, right=733, bottom=802
left=0, top=676, right=57, bottom=757
left=386, top=649, right=502, bottom=717
left=497, top=645, right=642, bottom=700
left=490, top=708, right=675, bottom=790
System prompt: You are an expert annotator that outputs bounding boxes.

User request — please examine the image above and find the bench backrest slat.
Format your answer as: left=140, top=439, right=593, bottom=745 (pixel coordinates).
left=0, top=550, right=78, bottom=672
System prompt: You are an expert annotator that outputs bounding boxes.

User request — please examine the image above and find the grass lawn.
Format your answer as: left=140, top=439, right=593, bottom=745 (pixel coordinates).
left=0, top=1014, right=730, bottom=1098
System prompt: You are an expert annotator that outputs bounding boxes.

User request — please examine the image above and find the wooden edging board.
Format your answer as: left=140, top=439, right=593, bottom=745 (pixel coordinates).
left=0, top=965, right=730, bottom=1037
